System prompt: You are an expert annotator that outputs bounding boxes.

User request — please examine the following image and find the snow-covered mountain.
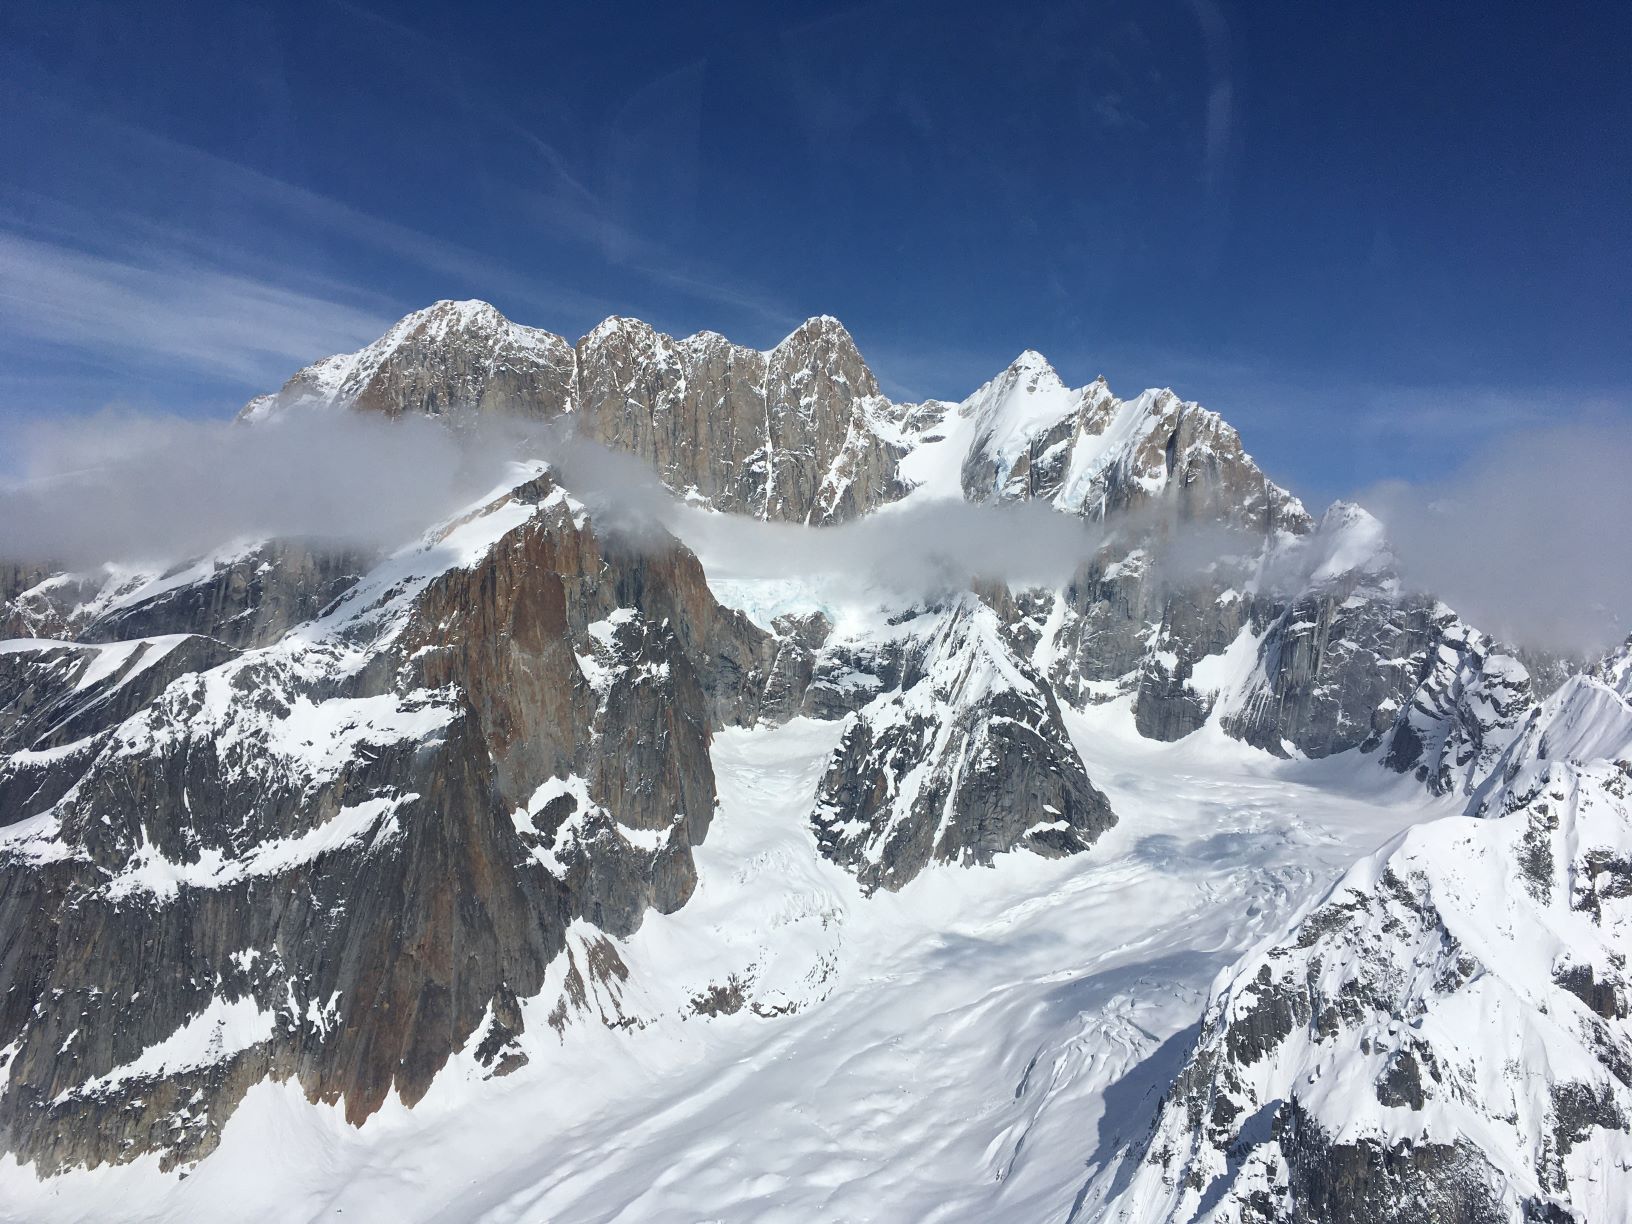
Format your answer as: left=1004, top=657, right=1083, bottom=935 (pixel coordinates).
left=241, top=301, right=911, bottom=524
left=0, top=300, right=1616, bottom=1222
left=1112, top=638, right=1632, bottom=1223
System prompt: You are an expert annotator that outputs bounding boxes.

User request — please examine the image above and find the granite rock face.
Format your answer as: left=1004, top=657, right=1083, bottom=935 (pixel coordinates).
left=0, top=470, right=753, bottom=1172
left=810, top=597, right=1116, bottom=893
left=244, top=302, right=911, bottom=524
left=2, top=543, right=370, bottom=650
left=1118, top=501, right=1544, bottom=768
left=240, top=300, right=576, bottom=423
left=571, top=313, right=913, bottom=522
left=1379, top=620, right=1539, bottom=794
left=1113, top=642, right=1632, bottom=1223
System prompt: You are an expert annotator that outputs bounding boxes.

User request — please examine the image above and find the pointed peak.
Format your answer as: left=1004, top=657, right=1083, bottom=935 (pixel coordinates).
left=580, top=315, right=661, bottom=348
left=406, top=299, right=508, bottom=328
left=366, top=300, right=513, bottom=353
left=774, top=314, right=858, bottom=351
left=998, top=349, right=1068, bottom=394
left=427, top=297, right=504, bottom=316
left=1307, top=500, right=1393, bottom=583
left=1318, top=499, right=1383, bottom=532
left=767, top=315, right=878, bottom=396
left=679, top=328, right=731, bottom=347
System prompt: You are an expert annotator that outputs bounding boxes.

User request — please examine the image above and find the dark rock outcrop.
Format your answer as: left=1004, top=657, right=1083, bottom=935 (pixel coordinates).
left=811, top=597, right=1116, bottom=892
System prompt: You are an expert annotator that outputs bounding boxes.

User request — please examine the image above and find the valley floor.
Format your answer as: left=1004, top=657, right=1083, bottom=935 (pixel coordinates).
left=0, top=700, right=1455, bottom=1224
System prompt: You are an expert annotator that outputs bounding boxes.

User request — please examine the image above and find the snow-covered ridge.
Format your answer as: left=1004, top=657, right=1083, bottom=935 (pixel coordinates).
left=1114, top=639, right=1632, bottom=1223
left=234, top=297, right=1312, bottom=535
left=240, top=299, right=567, bottom=422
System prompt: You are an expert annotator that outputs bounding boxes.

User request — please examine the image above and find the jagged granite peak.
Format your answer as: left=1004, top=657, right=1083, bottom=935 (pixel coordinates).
left=240, top=299, right=576, bottom=423
left=572, top=310, right=789, bottom=520
left=811, top=594, right=1116, bottom=892
left=0, top=466, right=770, bottom=1172
left=243, top=301, right=907, bottom=524
left=1115, top=642, right=1632, bottom=1224
left=926, top=357, right=1322, bottom=738
left=953, top=354, right=1308, bottom=537
left=761, top=313, right=902, bottom=522
left=956, top=349, right=1100, bottom=503
left=769, top=313, right=880, bottom=393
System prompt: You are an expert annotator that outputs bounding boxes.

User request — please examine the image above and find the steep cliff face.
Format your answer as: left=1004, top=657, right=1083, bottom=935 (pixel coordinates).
left=810, top=596, right=1115, bottom=892
left=572, top=313, right=911, bottom=523
left=0, top=468, right=758, bottom=1172
left=2, top=543, right=372, bottom=650
left=571, top=319, right=770, bottom=515
left=1114, top=642, right=1632, bottom=1224
left=956, top=351, right=1306, bottom=535
left=243, top=302, right=911, bottom=524
left=1379, top=620, right=1538, bottom=794
left=1117, top=501, right=1543, bottom=770
left=1198, top=507, right=1445, bottom=759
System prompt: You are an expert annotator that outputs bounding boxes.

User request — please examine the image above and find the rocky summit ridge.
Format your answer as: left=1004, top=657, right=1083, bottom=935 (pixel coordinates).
left=1, top=299, right=1621, bottom=1221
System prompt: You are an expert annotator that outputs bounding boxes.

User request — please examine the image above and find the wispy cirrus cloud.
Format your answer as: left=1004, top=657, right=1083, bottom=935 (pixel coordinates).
left=331, top=1, right=802, bottom=335
left=0, top=48, right=802, bottom=417
left=0, top=94, right=610, bottom=407
left=0, top=230, right=392, bottom=385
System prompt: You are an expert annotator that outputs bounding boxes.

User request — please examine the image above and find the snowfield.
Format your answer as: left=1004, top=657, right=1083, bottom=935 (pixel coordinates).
left=0, top=699, right=1455, bottom=1224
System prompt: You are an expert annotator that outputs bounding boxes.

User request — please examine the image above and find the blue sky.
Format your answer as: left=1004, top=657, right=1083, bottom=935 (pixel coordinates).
left=2, top=0, right=1627, bottom=502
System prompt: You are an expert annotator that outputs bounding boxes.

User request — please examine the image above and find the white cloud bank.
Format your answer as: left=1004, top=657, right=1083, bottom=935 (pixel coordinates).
left=1, top=409, right=1622, bottom=656
left=1362, top=422, right=1630, bottom=654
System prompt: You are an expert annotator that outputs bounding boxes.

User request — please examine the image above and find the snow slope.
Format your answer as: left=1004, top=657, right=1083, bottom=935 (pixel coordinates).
left=1109, top=643, right=1632, bottom=1224
left=0, top=698, right=1453, bottom=1223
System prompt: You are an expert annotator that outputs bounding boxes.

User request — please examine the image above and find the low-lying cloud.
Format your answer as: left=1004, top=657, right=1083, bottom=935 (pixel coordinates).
left=1, top=408, right=1623, bottom=657
left=0, top=409, right=1256, bottom=607
left=0, top=410, right=522, bottom=567
left=536, top=430, right=1251, bottom=602
left=1361, top=422, right=1631, bottom=655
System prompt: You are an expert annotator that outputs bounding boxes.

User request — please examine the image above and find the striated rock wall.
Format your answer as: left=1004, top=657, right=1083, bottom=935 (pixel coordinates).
left=244, top=302, right=911, bottom=525
left=0, top=471, right=758, bottom=1172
